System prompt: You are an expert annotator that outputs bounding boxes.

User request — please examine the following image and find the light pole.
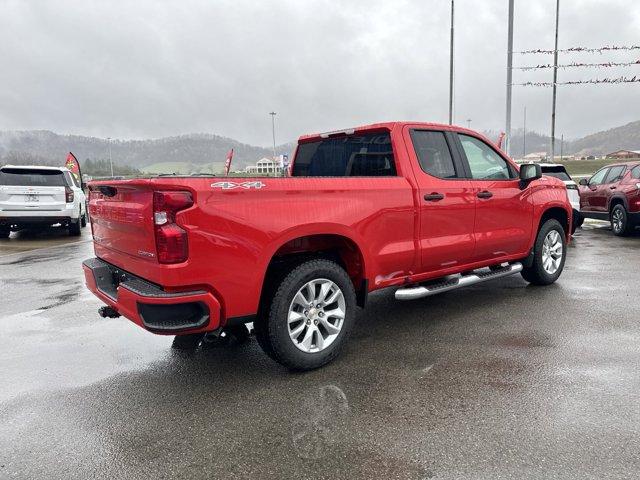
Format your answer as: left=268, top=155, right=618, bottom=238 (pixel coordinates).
left=550, top=0, right=560, bottom=161
left=466, top=119, right=472, bottom=129
left=523, top=106, right=527, bottom=158
left=448, top=0, right=455, bottom=125
left=505, top=0, right=514, bottom=156
left=107, top=137, right=113, bottom=177
left=269, top=112, right=277, bottom=176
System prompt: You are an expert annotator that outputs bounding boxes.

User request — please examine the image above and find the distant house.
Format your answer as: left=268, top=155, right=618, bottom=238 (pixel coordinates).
left=605, top=150, right=640, bottom=159
left=244, top=157, right=283, bottom=175
left=523, top=152, right=548, bottom=161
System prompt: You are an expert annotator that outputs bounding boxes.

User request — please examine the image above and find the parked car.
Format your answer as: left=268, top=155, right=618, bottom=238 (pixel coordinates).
left=579, top=162, right=640, bottom=235
left=83, top=122, right=572, bottom=370
left=537, top=163, right=582, bottom=233
left=0, top=165, right=88, bottom=238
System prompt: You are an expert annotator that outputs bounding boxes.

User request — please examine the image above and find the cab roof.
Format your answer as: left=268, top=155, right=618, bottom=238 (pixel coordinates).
left=1, top=165, right=69, bottom=172
left=298, top=121, right=484, bottom=142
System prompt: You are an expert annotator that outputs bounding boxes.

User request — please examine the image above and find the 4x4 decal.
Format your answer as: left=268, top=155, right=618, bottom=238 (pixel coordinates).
left=211, top=181, right=266, bottom=190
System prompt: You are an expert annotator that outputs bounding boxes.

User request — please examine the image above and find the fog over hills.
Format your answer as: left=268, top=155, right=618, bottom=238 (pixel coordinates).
left=1, top=121, right=639, bottom=173
left=0, top=130, right=295, bottom=172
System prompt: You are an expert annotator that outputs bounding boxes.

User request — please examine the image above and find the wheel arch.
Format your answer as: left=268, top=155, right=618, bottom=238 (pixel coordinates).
left=608, top=195, right=628, bottom=212
left=259, top=230, right=369, bottom=311
left=538, top=205, right=570, bottom=238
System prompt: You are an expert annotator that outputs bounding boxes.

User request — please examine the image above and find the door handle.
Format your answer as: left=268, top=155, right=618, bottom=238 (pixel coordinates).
left=424, top=193, right=445, bottom=202
left=610, top=186, right=616, bottom=190
left=477, top=190, right=493, bottom=199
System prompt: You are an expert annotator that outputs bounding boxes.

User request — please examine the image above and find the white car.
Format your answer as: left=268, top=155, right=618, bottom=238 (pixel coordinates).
left=538, top=163, right=583, bottom=232
left=0, top=165, right=87, bottom=238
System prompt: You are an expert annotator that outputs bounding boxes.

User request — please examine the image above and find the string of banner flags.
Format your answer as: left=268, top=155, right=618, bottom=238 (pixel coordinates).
left=512, top=44, right=640, bottom=87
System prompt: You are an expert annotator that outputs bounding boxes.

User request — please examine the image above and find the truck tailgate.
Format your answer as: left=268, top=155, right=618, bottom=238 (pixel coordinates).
left=89, top=185, right=157, bottom=261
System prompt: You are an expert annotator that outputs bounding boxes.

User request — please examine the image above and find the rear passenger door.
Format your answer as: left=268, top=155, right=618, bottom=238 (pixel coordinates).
left=403, top=127, right=476, bottom=272
left=454, top=133, right=533, bottom=262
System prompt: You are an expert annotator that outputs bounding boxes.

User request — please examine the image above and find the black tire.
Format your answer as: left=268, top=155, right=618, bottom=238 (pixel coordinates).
left=80, top=208, right=87, bottom=228
left=573, top=211, right=584, bottom=229
left=254, top=259, right=356, bottom=371
left=611, top=204, right=631, bottom=236
left=69, top=219, right=81, bottom=236
left=0, top=228, right=9, bottom=239
left=171, top=333, right=205, bottom=350
left=521, top=219, right=567, bottom=286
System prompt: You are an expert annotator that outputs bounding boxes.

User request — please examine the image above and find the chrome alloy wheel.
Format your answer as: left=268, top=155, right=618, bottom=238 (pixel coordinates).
left=612, top=208, right=624, bottom=233
left=542, top=230, right=563, bottom=274
left=287, top=279, right=346, bottom=353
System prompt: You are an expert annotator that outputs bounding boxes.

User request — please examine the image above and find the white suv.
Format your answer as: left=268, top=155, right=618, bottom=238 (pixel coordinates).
left=538, top=163, right=583, bottom=232
left=0, top=165, right=87, bottom=238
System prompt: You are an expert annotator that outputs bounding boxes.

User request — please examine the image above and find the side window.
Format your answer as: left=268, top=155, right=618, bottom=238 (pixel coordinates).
left=292, top=133, right=396, bottom=177
left=410, top=130, right=458, bottom=179
left=605, top=165, right=625, bottom=183
left=458, top=134, right=516, bottom=180
left=631, top=166, right=640, bottom=179
left=588, top=168, right=609, bottom=186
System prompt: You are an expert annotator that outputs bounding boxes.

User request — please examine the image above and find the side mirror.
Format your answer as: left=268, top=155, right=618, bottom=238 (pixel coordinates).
left=578, top=178, right=588, bottom=186
left=519, top=163, right=542, bottom=185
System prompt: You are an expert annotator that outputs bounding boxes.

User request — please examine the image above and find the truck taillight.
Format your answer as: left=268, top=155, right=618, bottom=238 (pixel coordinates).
left=65, top=186, right=74, bottom=203
left=153, top=191, right=193, bottom=264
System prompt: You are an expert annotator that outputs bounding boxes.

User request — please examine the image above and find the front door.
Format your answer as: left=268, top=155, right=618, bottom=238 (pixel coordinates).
left=580, top=167, right=610, bottom=212
left=403, top=127, right=476, bottom=273
left=454, top=133, right=533, bottom=263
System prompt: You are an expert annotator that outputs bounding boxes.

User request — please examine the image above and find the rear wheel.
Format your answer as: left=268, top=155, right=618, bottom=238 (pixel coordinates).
left=69, top=219, right=81, bottom=236
left=611, top=204, right=631, bottom=236
left=80, top=208, right=87, bottom=228
left=521, top=219, right=566, bottom=286
left=255, top=259, right=356, bottom=370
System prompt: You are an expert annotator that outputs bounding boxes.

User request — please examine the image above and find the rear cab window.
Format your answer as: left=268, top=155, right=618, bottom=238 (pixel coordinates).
left=292, top=132, right=396, bottom=177
left=0, top=168, right=65, bottom=187
left=631, top=165, right=640, bottom=179
left=409, top=130, right=459, bottom=179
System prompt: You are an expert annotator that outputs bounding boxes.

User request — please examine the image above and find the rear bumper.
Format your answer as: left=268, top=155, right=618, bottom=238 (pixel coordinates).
left=0, top=204, right=79, bottom=220
left=83, top=257, right=221, bottom=335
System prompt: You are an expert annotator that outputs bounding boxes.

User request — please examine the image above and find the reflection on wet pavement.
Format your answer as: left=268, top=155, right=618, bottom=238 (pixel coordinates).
left=1, top=223, right=640, bottom=479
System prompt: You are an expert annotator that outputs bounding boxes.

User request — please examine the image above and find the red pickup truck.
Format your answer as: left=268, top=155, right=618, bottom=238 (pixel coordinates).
left=84, top=122, right=572, bottom=370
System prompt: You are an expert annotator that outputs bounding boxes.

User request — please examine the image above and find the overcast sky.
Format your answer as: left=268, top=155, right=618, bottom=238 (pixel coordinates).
left=1, top=0, right=639, bottom=146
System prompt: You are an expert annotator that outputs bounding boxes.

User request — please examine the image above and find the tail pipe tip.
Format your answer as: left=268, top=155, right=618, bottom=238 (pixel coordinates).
left=98, top=305, right=121, bottom=319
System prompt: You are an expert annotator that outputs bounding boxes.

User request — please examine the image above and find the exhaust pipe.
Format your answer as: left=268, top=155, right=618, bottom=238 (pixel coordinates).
left=98, top=306, right=121, bottom=318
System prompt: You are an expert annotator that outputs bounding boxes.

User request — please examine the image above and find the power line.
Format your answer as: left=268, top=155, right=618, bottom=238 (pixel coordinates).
left=515, top=60, right=640, bottom=70
left=516, top=45, right=640, bottom=54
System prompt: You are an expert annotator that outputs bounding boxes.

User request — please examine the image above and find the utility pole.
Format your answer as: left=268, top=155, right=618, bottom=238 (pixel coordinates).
left=550, top=0, right=560, bottom=161
left=448, top=0, right=455, bottom=125
left=505, top=0, right=514, bottom=156
left=466, top=119, right=472, bottom=129
left=560, top=134, right=564, bottom=161
left=523, top=106, right=527, bottom=158
left=269, top=112, right=277, bottom=176
left=107, top=137, right=113, bottom=177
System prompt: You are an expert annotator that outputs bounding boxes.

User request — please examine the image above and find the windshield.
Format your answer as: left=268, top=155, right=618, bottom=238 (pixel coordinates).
left=541, top=166, right=571, bottom=181
left=0, top=168, right=66, bottom=187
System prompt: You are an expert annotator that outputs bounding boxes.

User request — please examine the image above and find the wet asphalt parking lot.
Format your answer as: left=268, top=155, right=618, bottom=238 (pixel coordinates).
left=1, top=223, right=639, bottom=479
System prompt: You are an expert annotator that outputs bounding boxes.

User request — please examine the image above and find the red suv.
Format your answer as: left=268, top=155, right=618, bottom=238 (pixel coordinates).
left=579, top=161, right=640, bottom=235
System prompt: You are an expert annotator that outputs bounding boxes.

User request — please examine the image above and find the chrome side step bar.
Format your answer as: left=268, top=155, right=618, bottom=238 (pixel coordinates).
left=395, top=262, right=523, bottom=301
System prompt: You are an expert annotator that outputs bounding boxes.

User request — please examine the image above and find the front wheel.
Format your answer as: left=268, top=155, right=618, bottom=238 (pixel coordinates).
left=255, top=259, right=356, bottom=370
left=611, top=204, right=631, bottom=236
left=521, top=219, right=567, bottom=286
